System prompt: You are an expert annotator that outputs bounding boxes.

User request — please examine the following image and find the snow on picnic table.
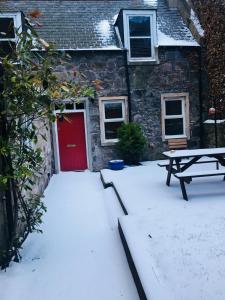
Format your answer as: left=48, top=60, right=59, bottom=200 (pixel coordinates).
left=102, top=161, right=225, bottom=300
left=0, top=171, right=139, bottom=300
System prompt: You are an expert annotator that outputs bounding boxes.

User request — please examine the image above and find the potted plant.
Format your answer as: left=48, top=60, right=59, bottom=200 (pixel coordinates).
left=116, top=122, right=147, bottom=165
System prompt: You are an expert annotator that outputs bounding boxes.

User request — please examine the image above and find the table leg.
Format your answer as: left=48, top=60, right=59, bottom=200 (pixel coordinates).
left=175, top=158, right=181, bottom=172
left=213, top=155, right=225, bottom=166
left=180, top=179, right=188, bottom=201
left=166, top=158, right=174, bottom=186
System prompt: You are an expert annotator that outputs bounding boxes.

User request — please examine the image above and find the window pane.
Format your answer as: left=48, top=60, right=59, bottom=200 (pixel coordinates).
left=0, top=18, right=15, bottom=38
left=65, top=103, right=74, bottom=110
left=105, top=121, right=123, bottom=140
left=165, top=118, right=184, bottom=135
left=130, top=38, right=152, bottom=58
left=76, top=102, right=85, bottom=109
left=166, top=100, right=182, bottom=116
left=104, top=102, right=123, bottom=119
left=129, top=16, right=150, bottom=37
left=0, top=41, right=16, bottom=57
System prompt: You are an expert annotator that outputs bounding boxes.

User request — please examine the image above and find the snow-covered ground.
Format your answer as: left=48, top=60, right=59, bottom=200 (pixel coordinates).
left=102, top=161, right=225, bottom=300
left=0, top=172, right=139, bottom=300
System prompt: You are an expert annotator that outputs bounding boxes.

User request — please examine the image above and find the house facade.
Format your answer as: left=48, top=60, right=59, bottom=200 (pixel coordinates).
left=0, top=0, right=202, bottom=173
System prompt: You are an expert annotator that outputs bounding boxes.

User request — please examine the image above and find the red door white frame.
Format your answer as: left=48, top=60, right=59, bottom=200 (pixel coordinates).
left=53, top=105, right=90, bottom=172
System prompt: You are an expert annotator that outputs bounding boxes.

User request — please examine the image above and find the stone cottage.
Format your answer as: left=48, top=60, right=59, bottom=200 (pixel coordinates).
left=0, top=0, right=203, bottom=173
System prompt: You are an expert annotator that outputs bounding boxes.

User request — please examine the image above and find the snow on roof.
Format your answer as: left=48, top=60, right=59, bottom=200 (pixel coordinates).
left=143, top=0, right=158, bottom=6
left=157, top=29, right=199, bottom=47
left=190, top=9, right=204, bottom=37
left=96, top=20, right=112, bottom=45
left=0, top=0, right=198, bottom=50
left=113, top=14, right=118, bottom=25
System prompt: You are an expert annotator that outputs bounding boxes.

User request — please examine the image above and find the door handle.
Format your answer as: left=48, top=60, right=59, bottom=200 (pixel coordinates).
left=67, top=144, right=76, bottom=148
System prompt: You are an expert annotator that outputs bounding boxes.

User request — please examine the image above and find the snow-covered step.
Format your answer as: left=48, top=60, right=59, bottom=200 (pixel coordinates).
left=119, top=216, right=175, bottom=300
left=100, top=170, right=128, bottom=215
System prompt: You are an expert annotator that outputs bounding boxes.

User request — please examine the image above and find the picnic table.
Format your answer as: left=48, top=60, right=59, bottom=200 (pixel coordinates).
left=161, top=147, right=225, bottom=200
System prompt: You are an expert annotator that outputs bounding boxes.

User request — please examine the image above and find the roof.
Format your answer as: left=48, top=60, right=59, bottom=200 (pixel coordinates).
left=0, top=0, right=198, bottom=50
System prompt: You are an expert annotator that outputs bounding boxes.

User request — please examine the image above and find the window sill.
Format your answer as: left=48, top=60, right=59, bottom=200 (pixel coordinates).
left=101, top=140, right=118, bottom=147
left=128, top=59, right=159, bottom=66
left=163, top=135, right=188, bottom=141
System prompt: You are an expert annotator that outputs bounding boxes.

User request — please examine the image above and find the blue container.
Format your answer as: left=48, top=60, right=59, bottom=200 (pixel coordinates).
left=108, top=160, right=124, bottom=170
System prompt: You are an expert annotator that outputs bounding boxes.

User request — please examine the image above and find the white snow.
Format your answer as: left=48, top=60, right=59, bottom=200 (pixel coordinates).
left=163, top=147, right=225, bottom=158
left=96, top=20, right=111, bottom=45
left=120, top=218, right=175, bottom=300
left=0, top=172, right=139, bottom=300
left=113, top=14, right=118, bottom=25
left=204, top=119, right=225, bottom=124
left=190, top=9, right=204, bottom=37
left=55, top=47, right=121, bottom=51
left=176, top=168, right=225, bottom=177
left=2, top=159, right=225, bottom=300
left=101, top=160, right=225, bottom=300
left=157, top=29, right=199, bottom=47
left=143, top=0, right=158, bottom=6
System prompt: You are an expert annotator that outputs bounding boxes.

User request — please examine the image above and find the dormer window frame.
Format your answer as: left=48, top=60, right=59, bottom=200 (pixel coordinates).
left=123, top=9, right=157, bottom=62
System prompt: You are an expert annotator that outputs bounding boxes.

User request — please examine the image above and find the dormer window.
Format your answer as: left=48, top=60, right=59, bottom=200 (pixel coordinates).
left=0, top=13, right=22, bottom=57
left=123, top=10, right=157, bottom=62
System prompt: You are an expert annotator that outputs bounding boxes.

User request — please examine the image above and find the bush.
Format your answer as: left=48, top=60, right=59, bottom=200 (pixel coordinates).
left=116, top=123, right=147, bottom=165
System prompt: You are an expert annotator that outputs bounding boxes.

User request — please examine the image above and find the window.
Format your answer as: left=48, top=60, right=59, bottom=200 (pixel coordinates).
left=161, top=93, right=190, bottom=140
left=54, top=101, right=85, bottom=111
left=123, top=10, right=156, bottom=62
left=0, top=13, right=22, bottom=58
left=99, top=97, right=128, bottom=145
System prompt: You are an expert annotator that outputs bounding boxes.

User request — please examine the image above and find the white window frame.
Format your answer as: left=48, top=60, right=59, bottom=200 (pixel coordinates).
left=54, top=100, right=85, bottom=113
left=161, top=93, right=190, bottom=141
left=99, top=96, right=128, bottom=145
left=123, top=10, right=157, bottom=62
left=0, top=12, right=22, bottom=44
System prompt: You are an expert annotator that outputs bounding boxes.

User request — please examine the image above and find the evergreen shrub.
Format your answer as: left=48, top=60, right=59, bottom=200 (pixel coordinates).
left=116, top=122, right=147, bottom=165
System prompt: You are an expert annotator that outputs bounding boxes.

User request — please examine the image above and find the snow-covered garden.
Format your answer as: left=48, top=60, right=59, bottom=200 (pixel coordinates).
left=102, top=161, right=225, bottom=300
left=0, top=172, right=139, bottom=300
left=1, top=160, right=225, bottom=300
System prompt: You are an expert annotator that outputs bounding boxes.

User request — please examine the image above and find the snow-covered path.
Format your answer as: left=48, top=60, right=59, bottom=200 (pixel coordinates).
left=0, top=172, right=139, bottom=300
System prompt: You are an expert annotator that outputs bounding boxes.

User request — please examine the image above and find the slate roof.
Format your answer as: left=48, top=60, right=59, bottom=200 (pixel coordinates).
left=0, top=0, right=198, bottom=49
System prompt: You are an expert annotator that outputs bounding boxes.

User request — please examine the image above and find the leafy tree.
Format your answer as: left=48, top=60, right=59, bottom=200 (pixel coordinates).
left=194, top=0, right=225, bottom=115
left=0, top=12, right=95, bottom=267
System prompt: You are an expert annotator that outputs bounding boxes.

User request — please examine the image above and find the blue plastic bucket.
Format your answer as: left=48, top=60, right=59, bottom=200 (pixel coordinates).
left=108, top=160, right=124, bottom=170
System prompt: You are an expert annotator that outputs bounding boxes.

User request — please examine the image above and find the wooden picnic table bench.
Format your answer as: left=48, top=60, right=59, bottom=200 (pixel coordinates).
left=160, top=147, right=225, bottom=200
left=175, top=169, right=225, bottom=200
left=162, top=147, right=225, bottom=186
left=157, top=158, right=218, bottom=168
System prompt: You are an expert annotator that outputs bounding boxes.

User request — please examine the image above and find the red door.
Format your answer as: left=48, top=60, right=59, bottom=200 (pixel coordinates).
left=57, top=113, right=88, bottom=171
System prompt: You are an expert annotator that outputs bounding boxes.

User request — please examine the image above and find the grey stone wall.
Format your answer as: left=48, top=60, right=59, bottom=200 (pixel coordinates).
left=58, top=51, right=128, bottom=170
left=54, top=48, right=200, bottom=170
left=32, top=118, right=53, bottom=195
left=16, top=118, right=52, bottom=237
left=129, top=47, right=201, bottom=160
left=0, top=118, right=53, bottom=265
